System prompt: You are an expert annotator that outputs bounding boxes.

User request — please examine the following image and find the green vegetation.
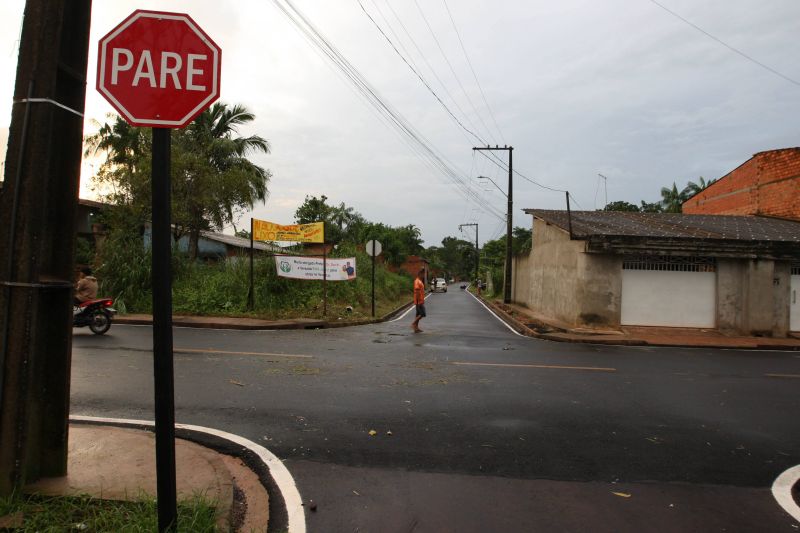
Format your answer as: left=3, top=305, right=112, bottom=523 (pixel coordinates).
left=86, top=102, right=271, bottom=261
left=97, top=236, right=412, bottom=319
left=603, top=177, right=716, bottom=213
left=0, top=493, right=217, bottom=532
left=294, top=194, right=424, bottom=265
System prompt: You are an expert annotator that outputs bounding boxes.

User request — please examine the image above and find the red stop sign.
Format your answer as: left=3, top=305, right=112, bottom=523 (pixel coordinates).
left=97, top=10, right=221, bottom=128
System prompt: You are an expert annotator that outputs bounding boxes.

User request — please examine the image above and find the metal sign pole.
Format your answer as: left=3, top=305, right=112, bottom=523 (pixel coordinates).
left=371, top=250, right=375, bottom=317
left=248, top=217, right=254, bottom=310
left=151, top=127, right=177, bottom=532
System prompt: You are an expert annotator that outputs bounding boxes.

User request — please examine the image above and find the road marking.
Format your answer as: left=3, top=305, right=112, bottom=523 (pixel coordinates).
left=764, top=373, right=800, bottom=379
left=772, top=464, right=800, bottom=523
left=175, top=347, right=313, bottom=359
left=453, top=361, right=616, bottom=372
left=465, top=290, right=525, bottom=337
left=70, top=415, right=306, bottom=533
left=390, top=293, right=435, bottom=322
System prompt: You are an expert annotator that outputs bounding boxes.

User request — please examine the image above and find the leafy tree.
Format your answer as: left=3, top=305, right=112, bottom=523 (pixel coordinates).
left=294, top=195, right=363, bottom=244
left=295, top=194, right=332, bottom=225
left=639, top=200, right=664, bottom=213
left=512, top=226, right=532, bottom=255
left=602, top=201, right=640, bottom=212
left=86, top=103, right=271, bottom=260
left=434, top=236, right=476, bottom=279
left=474, top=226, right=532, bottom=292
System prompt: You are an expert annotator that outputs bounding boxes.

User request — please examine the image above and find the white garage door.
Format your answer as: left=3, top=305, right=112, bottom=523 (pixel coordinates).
left=791, top=265, right=800, bottom=332
left=621, top=256, right=716, bottom=328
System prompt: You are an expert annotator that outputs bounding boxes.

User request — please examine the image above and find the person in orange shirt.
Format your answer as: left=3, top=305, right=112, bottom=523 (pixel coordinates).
left=411, top=269, right=426, bottom=333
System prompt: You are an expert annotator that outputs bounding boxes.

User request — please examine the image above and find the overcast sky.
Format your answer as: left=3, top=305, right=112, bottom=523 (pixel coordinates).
left=1, top=0, right=798, bottom=246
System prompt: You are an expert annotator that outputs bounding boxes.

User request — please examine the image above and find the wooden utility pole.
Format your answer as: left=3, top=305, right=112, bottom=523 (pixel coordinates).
left=459, top=223, right=479, bottom=283
left=0, top=0, right=93, bottom=495
left=472, top=145, right=514, bottom=304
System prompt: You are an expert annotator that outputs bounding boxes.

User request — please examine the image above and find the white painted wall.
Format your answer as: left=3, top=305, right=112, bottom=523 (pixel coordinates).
left=621, top=270, right=716, bottom=328
left=791, top=275, right=800, bottom=332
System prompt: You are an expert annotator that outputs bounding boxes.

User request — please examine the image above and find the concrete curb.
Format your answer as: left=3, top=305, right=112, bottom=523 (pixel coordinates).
left=70, top=415, right=306, bottom=533
left=114, top=300, right=416, bottom=331
left=473, top=293, right=800, bottom=351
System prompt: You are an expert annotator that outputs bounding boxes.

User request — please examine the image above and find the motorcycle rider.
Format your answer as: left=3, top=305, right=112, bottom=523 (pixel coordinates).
left=74, top=267, right=98, bottom=305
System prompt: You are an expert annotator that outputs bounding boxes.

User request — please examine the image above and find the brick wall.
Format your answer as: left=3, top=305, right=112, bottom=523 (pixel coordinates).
left=683, top=148, right=800, bottom=220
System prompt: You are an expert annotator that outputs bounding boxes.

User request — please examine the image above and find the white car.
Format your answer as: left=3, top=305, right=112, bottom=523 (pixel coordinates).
left=432, top=278, right=447, bottom=293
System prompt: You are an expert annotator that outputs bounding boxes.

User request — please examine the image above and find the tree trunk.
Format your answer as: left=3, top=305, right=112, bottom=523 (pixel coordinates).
left=188, top=229, right=200, bottom=261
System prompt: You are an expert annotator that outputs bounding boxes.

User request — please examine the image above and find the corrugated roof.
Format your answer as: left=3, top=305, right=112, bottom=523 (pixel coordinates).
left=526, top=210, right=800, bottom=242
left=200, top=230, right=284, bottom=252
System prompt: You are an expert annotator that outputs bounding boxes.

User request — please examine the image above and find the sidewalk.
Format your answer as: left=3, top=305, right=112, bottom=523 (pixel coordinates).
left=23, top=422, right=271, bottom=532
left=484, top=298, right=800, bottom=351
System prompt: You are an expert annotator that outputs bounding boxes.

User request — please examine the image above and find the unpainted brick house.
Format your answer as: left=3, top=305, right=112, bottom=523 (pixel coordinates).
left=683, top=147, right=800, bottom=220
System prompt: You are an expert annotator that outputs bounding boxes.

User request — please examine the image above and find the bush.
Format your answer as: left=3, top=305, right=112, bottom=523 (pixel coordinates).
left=97, top=238, right=412, bottom=318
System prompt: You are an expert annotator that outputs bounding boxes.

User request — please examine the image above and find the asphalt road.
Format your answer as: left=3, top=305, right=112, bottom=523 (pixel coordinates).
left=71, top=288, right=800, bottom=532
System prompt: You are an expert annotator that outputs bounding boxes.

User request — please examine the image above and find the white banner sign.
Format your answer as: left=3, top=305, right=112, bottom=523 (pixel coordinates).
left=275, top=256, right=357, bottom=281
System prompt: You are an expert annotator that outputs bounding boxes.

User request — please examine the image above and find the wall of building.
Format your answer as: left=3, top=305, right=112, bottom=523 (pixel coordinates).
left=717, top=258, right=791, bottom=337
left=511, top=252, right=532, bottom=306
left=683, top=148, right=800, bottom=219
left=576, top=252, right=623, bottom=327
left=513, top=219, right=622, bottom=327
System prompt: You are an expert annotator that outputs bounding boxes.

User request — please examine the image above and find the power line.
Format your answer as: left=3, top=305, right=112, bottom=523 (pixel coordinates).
left=379, top=0, right=483, bottom=145
left=272, top=0, right=506, bottom=222
left=355, top=0, right=484, bottom=144
left=441, top=0, right=505, bottom=142
left=411, top=0, right=497, bottom=142
left=648, top=0, right=800, bottom=88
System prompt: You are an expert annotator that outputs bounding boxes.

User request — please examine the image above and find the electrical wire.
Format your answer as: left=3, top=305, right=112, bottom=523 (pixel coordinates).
left=411, top=0, right=497, bottom=143
left=441, top=0, right=505, bottom=143
left=379, top=0, right=484, bottom=145
left=648, top=0, right=800, bottom=88
left=356, top=0, right=485, bottom=142
left=272, top=0, right=506, bottom=222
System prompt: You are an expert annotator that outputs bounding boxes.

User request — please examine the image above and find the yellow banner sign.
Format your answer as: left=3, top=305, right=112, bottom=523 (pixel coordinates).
left=252, top=219, right=324, bottom=243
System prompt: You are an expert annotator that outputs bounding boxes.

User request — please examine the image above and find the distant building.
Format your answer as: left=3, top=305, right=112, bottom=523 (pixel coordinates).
left=388, top=255, right=429, bottom=281
left=513, top=210, right=800, bottom=336
left=76, top=198, right=284, bottom=260
left=143, top=225, right=283, bottom=259
left=683, top=148, right=800, bottom=220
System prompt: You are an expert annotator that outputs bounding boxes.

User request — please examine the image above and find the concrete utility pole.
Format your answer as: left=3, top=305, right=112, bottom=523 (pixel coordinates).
left=459, top=223, right=479, bottom=283
left=472, top=145, right=514, bottom=304
left=0, top=0, right=92, bottom=495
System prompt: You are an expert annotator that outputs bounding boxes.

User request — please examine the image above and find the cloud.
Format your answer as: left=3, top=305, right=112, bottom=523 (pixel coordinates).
left=0, top=0, right=798, bottom=246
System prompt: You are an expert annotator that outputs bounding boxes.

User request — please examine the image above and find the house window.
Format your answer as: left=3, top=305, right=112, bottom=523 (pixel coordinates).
left=622, top=255, right=717, bottom=273
left=792, top=264, right=800, bottom=276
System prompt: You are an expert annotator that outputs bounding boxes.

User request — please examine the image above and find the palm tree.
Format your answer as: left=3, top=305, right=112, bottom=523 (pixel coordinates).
left=85, top=115, right=148, bottom=174
left=660, top=182, right=687, bottom=213
left=330, top=202, right=355, bottom=233
left=178, top=103, right=271, bottom=259
left=683, top=176, right=716, bottom=199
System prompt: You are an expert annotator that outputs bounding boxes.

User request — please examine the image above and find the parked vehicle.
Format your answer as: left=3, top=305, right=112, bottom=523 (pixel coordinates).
left=73, top=298, right=116, bottom=335
left=433, top=278, right=447, bottom=293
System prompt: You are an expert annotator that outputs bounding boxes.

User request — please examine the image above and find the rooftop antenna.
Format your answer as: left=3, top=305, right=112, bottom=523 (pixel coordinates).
left=598, top=173, right=608, bottom=208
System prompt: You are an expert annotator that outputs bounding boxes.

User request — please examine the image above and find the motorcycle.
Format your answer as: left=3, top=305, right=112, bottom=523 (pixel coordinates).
left=73, top=298, right=117, bottom=335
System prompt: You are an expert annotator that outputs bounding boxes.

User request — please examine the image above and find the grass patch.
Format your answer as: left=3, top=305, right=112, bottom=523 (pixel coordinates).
left=0, top=493, right=218, bottom=532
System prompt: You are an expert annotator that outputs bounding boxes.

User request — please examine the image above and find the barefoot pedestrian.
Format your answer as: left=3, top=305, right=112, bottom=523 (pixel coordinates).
left=411, top=269, right=426, bottom=333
